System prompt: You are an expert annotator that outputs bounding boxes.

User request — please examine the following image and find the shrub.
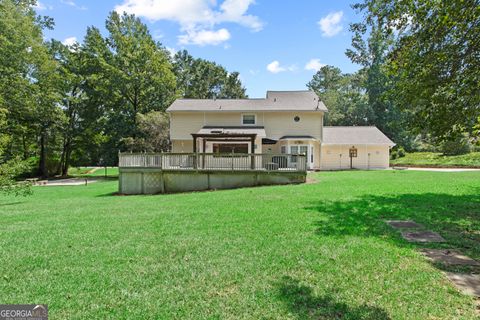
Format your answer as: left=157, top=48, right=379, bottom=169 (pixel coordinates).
left=390, top=150, right=398, bottom=160
left=441, top=136, right=471, bottom=155
left=397, top=146, right=406, bottom=158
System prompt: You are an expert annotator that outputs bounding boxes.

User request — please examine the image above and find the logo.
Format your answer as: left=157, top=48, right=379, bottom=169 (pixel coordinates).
left=0, top=304, right=48, bottom=320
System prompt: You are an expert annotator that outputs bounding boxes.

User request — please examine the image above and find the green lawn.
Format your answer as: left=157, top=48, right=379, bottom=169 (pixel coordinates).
left=68, top=166, right=119, bottom=177
left=1, top=171, right=479, bottom=319
left=391, top=151, right=480, bottom=167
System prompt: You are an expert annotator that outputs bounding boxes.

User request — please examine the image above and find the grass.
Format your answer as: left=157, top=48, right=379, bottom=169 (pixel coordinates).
left=68, top=166, right=119, bottom=177
left=391, top=152, right=480, bottom=167
left=1, top=171, right=479, bottom=319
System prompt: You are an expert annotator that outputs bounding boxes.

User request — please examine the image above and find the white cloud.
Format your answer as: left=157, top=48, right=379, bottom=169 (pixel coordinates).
left=33, top=1, right=53, bottom=10
left=165, top=46, right=177, bottom=57
left=62, top=36, right=78, bottom=46
left=114, top=0, right=263, bottom=46
left=266, top=61, right=296, bottom=74
left=267, top=61, right=285, bottom=73
left=305, top=58, right=325, bottom=71
left=178, top=28, right=231, bottom=46
left=33, top=1, right=46, bottom=10
left=318, top=11, right=343, bottom=37
left=61, top=0, right=87, bottom=10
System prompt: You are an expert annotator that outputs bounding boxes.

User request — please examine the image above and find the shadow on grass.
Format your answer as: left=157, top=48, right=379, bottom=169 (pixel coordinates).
left=305, top=191, right=480, bottom=263
left=276, top=276, right=391, bottom=319
left=0, top=201, right=23, bottom=207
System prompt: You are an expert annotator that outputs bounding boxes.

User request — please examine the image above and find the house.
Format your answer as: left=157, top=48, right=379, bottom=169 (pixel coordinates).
left=166, top=90, right=395, bottom=170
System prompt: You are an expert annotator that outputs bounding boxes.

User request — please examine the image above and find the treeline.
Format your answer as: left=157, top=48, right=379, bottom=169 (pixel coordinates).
left=308, top=0, right=480, bottom=153
left=0, top=0, right=247, bottom=178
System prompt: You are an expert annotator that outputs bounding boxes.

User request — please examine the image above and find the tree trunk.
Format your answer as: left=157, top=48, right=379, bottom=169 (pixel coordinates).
left=62, top=139, right=72, bottom=177
left=39, top=131, right=48, bottom=178
left=58, top=137, right=67, bottom=177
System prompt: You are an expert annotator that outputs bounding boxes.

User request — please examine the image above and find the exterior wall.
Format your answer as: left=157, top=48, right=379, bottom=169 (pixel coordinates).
left=171, top=140, right=194, bottom=153
left=169, top=111, right=324, bottom=141
left=119, top=167, right=306, bottom=195
left=263, top=112, right=323, bottom=140
left=319, top=144, right=391, bottom=170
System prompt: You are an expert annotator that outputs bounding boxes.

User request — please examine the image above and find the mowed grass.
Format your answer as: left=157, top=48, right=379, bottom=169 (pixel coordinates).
left=391, top=151, right=480, bottom=167
left=1, top=171, right=479, bottom=319
left=69, top=167, right=119, bottom=177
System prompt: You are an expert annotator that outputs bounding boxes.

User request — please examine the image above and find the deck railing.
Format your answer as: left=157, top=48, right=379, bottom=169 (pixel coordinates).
left=119, top=152, right=307, bottom=172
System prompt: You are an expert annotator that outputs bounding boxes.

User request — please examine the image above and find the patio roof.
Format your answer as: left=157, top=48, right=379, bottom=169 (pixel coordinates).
left=197, top=126, right=266, bottom=138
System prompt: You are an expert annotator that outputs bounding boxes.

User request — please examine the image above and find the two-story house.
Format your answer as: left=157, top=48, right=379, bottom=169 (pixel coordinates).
left=167, top=90, right=395, bottom=170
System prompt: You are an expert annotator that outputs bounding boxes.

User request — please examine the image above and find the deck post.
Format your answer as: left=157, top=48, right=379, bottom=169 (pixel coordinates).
left=202, top=138, right=206, bottom=169
left=250, top=136, right=255, bottom=169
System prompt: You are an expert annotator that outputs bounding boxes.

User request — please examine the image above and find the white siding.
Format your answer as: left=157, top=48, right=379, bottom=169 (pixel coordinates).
left=320, top=144, right=390, bottom=170
left=170, top=111, right=323, bottom=141
left=263, top=112, right=323, bottom=140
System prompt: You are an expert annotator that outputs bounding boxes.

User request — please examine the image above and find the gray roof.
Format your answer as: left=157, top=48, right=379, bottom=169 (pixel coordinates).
left=323, top=126, right=395, bottom=146
left=167, top=90, right=327, bottom=112
left=197, top=126, right=266, bottom=137
left=279, top=135, right=317, bottom=140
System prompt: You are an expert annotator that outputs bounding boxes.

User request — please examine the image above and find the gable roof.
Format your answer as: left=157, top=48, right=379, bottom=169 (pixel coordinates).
left=166, top=90, right=327, bottom=112
left=323, top=126, right=395, bottom=146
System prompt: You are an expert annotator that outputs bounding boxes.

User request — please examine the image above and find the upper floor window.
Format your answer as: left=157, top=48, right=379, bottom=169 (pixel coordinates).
left=242, top=114, right=256, bottom=125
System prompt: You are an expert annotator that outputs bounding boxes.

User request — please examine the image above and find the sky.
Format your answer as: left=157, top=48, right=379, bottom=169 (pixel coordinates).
left=35, top=0, right=362, bottom=98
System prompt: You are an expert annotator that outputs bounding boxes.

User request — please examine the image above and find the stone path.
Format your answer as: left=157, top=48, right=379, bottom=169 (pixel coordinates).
left=386, top=220, right=480, bottom=298
left=445, top=273, right=480, bottom=297
left=420, top=249, right=480, bottom=266
left=401, top=231, right=446, bottom=243
left=386, top=220, right=423, bottom=229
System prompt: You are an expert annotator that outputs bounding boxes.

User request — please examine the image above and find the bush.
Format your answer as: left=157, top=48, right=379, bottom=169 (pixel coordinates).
left=441, top=136, right=471, bottom=155
left=390, top=150, right=398, bottom=160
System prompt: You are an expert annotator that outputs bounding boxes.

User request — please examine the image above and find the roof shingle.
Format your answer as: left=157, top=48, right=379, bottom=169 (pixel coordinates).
left=167, top=90, right=327, bottom=112
left=323, top=126, right=395, bottom=146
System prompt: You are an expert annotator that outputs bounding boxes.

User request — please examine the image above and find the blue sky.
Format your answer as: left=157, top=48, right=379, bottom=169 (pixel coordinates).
left=35, top=0, right=362, bottom=98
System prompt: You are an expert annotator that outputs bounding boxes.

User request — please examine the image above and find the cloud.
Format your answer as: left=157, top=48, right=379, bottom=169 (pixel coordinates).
left=266, top=60, right=296, bottom=74
left=318, top=11, right=343, bottom=37
left=165, top=46, right=177, bottom=57
left=33, top=1, right=46, bottom=10
left=178, top=28, right=231, bottom=46
left=305, top=58, right=325, bottom=71
left=62, top=36, right=78, bottom=46
left=114, top=0, right=263, bottom=46
left=61, top=0, right=87, bottom=10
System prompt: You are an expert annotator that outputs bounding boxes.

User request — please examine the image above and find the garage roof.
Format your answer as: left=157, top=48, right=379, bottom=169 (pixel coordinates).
left=323, top=126, right=395, bottom=146
left=167, top=91, right=327, bottom=112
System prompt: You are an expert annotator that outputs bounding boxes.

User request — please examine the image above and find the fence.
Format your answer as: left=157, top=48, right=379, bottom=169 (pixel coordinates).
left=118, top=152, right=307, bottom=172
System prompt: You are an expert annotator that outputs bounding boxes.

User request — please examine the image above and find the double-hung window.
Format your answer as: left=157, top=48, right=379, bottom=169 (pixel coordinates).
left=242, top=114, right=256, bottom=125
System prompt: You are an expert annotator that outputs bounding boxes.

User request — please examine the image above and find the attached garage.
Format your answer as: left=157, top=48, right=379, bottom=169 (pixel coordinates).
left=320, top=126, right=395, bottom=170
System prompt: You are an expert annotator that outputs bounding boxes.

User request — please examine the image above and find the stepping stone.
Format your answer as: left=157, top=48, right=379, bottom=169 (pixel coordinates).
left=401, top=231, right=446, bottom=242
left=387, top=220, right=423, bottom=229
left=420, top=249, right=480, bottom=266
left=446, top=272, right=480, bottom=297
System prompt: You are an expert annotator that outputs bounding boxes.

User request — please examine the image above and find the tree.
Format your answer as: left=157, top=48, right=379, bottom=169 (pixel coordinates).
left=173, top=50, right=247, bottom=99
left=345, top=18, right=412, bottom=148
left=351, top=0, right=480, bottom=141
left=307, top=66, right=373, bottom=126
left=122, top=111, right=170, bottom=152
left=0, top=0, right=62, bottom=177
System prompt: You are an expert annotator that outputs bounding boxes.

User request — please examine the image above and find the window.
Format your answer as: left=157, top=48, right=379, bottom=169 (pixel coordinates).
left=242, top=114, right=256, bottom=125
left=294, top=116, right=300, bottom=122
left=213, top=143, right=249, bottom=154
left=280, top=146, right=286, bottom=154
